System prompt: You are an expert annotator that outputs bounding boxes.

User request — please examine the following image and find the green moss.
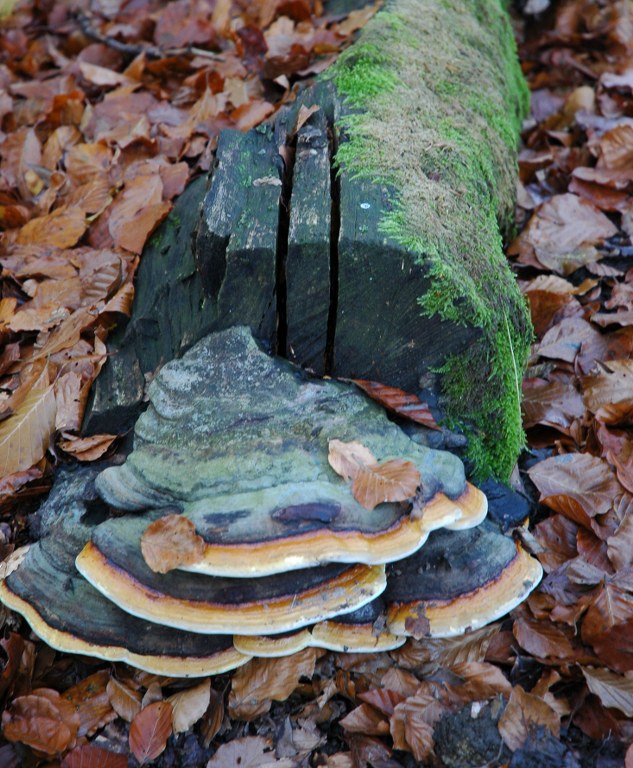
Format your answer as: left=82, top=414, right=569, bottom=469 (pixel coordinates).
left=327, top=0, right=532, bottom=480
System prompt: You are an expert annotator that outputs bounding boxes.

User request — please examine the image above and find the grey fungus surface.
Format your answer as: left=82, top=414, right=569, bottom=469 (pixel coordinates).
left=0, top=330, right=542, bottom=676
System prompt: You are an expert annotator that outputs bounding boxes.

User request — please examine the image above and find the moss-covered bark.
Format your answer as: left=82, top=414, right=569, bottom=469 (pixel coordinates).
left=328, top=0, right=532, bottom=479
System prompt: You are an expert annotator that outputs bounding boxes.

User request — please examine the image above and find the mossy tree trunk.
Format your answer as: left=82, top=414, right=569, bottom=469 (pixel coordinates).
left=86, top=0, right=531, bottom=481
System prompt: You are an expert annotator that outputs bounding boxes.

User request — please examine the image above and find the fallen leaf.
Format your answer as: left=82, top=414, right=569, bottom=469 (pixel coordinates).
left=512, top=194, right=617, bottom=275
left=352, top=380, right=440, bottom=430
left=0, top=384, right=55, bottom=478
left=167, top=679, right=210, bottom=733
left=328, top=439, right=420, bottom=510
left=341, top=703, right=389, bottom=735
left=392, top=625, right=501, bottom=671
left=206, top=735, right=281, bottom=767
left=17, top=206, right=87, bottom=248
left=389, top=692, right=445, bottom=762
left=528, top=453, right=622, bottom=527
left=62, top=744, right=127, bottom=768
left=58, top=434, right=117, bottom=461
left=583, top=360, right=633, bottom=424
left=62, top=670, right=115, bottom=737
left=295, top=103, right=320, bottom=133
left=141, top=514, right=205, bottom=573
left=129, top=700, right=173, bottom=765
left=498, top=685, right=560, bottom=752
left=513, top=617, right=575, bottom=660
left=106, top=677, right=142, bottom=723
left=2, top=688, right=80, bottom=755
left=108, top=175, right=171, bottom=255
left=352, top=459, right=421, bottom=511
left=581, top=667, right=633, bottom=717
left=229, top=648, right=318, bottom=720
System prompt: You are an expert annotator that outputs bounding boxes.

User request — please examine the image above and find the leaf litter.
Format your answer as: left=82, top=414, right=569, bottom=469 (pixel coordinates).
left=0, top=0, right=632, bottom=766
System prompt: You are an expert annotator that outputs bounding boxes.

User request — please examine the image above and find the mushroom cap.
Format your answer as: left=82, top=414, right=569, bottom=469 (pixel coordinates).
left=85, top=480, right=485, bottom=580
left=94, top=327, right=479, bottom=577
left=76, top=537, right=387, bottom=635
left=384, top=521, right=543, bottom=637
left=234, top=599, right=405, bottom=656
left=0, top=547, right=249, bottom=677
left=0, top=468, right=249, bottom=677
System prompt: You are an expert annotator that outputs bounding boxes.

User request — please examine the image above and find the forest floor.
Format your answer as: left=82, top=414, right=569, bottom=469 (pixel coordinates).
left=0, top=0, right=633, bottom=766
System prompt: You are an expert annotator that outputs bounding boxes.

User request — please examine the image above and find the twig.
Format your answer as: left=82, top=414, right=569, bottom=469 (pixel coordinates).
left=74, top=11, right=225, bottom=62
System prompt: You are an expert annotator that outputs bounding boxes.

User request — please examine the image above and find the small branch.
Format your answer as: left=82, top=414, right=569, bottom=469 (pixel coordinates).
left=74, top=12, right=225, bottom=62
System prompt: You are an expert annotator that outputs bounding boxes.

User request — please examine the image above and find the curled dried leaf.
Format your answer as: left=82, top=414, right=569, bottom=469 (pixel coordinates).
left=140, top=514, right=205, bottom=573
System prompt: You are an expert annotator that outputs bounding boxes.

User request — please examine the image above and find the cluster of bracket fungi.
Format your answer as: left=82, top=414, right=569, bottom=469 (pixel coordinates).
left=0, top=328, right=542, bottom=677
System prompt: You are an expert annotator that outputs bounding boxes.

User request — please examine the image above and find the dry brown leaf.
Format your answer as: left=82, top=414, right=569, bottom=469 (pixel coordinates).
left=140, top=514, right=205, bottom=574
left=449, top=662, right=512, bottom=701
left=62, top=670, right=116, bottom=738
left=206, top=735, right=285, bottom=767
left=512, top=193, right=617, bottom=275
left=583, top=360, right=633, bottom=424
left=54, top=371, right=84, bottom=432
left=340, top=703, right=390, bottom=735
left=2, top=687, right=80, bottom=755
left=389, top=693, right=445, bottom=762
left=106, top=677, right=142, bottom=723
left=0, top=383, right=55, bottom=478
left=101, top=282, right=134, bottom=317
left=352, top=459, right=421, bottom=511
left=59, top=434, right=117, bottom=461
left=129, top=700, right=173, bottom=765
left=327, top=439, right=420, bottom=510
left=498, top=685, right=560, bottom=752
left=352, top=379, right=440, bottom=430
left=528, top=453, right=622, bottom=526
left=295, top=103, right=320, bottom=133
left=108, top=175, right=171, bottom=255
left=607, top=510, right=633, bottom=569
left=513, top=617, right=575, bottom=660
left=62, top=744, right=127, bottom=768
left=581, top=667, right=633, bottom=717
left=167, top=679, right=210, bottom=733
left=327, top=439, right=377, bottom=480
left=200, top=688, right=224, bottom=748
left=229, top=648, right=318, bottom=720
left=17, top=205, right=87, bottom=248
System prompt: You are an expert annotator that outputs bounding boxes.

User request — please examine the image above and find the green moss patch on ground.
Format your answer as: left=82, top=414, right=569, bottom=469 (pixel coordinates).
left=328, top=0, right=532, bottom=480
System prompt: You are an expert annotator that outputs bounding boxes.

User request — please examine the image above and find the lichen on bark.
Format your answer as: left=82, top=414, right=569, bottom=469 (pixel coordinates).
left=328, top=0, right=532, bottom=480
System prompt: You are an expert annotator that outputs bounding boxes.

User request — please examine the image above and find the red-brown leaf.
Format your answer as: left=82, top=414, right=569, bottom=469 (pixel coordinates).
left=129, top=700, right=173, bottom=765
left=62, top=744, right=127, bottom=768
left=141, top=514, right=205, bottom=574
left=353, top=379, right=440, bottom=430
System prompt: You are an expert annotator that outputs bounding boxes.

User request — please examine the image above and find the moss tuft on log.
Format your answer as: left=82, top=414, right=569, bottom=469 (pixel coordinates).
left=328, top=0, right=532, bottom=479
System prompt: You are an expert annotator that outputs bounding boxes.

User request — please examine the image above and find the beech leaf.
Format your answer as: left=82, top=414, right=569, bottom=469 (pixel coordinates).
left=106, top=677, right=142, bottom=723
left=129, top=700, right=173, bottom=765
left=0, top=384, right=55, bottom=478
left=581, top=667, right=633, bottom=717
left=352, top=379, right=440, bottom=430
left=352, top=459, right=421, bottom=511
left=498, top=685, right=560, bottom=752
left=62, top=744, right=127, bottom=768
left=167, top=679, right=211, bottom=733
left=141, top=514, right=205, bottom=573
left=328, top=439, right=420, bottom=510
left=229, top=648, right=318, bottom=720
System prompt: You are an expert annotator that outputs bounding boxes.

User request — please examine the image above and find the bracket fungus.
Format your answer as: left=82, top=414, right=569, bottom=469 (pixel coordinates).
left=0, top=327, right=542, bottom=676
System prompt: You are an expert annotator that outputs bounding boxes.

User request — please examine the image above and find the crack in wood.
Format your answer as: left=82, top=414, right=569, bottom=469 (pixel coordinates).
left=325, top=119, right=340, bottom=375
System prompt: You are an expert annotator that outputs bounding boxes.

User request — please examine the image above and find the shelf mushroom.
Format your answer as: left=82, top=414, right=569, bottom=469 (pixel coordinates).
left=0, top=327, right=542, bottom=677
left=92, top=327, right=487, bottom=578
left=0, top=468, right=250, bottom=677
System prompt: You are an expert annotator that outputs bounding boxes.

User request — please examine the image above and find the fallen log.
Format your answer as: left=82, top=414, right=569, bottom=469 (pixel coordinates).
left=86, top=0, right=531, bottom=480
